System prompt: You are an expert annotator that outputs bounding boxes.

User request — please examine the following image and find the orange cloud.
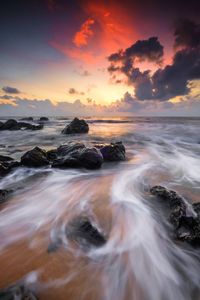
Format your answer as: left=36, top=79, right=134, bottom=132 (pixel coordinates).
left=73, top=19, right=95, bottom=47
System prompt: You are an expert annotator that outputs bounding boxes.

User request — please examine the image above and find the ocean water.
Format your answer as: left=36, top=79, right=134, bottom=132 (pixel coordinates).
left=0, top=116, right=200, bottom=300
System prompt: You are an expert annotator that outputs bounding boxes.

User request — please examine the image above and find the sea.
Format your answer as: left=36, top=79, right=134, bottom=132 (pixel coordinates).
left=0, top=116, right=200, bottom=300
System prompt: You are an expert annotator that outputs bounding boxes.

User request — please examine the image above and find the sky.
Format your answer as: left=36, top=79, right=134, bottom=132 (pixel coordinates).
left=0, top=0, right=200, bottom=116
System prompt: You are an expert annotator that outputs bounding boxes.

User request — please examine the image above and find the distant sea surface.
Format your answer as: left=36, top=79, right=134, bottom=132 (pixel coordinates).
left=0, top=116, right=200, bottom=300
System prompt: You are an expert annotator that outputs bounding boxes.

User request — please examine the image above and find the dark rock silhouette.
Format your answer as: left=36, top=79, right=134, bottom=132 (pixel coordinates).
left=0, top=119, right=43, bottom=131
left=21, top=147, right=49, bottom=168
left=66, top=216, right=106, bottom=248
left=62, top=117, right=89, bottom=134
left=100, top=141, right=126, bottom=161
left=150, top=185, right=200, bottom=245
left=39, top=117, right=49, bottom=121
left=0, top=283, right=39, bottom=300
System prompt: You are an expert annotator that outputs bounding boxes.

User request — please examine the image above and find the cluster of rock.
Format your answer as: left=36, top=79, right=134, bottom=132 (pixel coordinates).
left=0, top=282, right=38, bottom=300
left=0, top=119, right=43, bottom=131
left=150, top=186, right=200, bottom=245
left=2, top=141, right=124, bottom=173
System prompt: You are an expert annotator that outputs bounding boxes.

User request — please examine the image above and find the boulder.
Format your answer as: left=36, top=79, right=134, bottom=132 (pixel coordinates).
left=78, top=147, right=103, bottom=169
left=150, top=185, right=200, bottom=245
left=66, top=216, right=106, bottom=248
left=0, top=283, right=39, bottom=300
left=100, top=142, right=126, bottom=161
left=0, top=155, right=14, bottom=162
left=39, top=117, right=49, bottom=121
left=57, top=141, right=85, bottom=156
left=21, top=147, right=49, bottom=168
left=0, top=120, right=43, bottom=131
left=20, top=117, right=34, bottom=121
left=46, top=149, right=58, bottom=161
left=62, top=117, right=89, bottom=134
left=0, top=162, right=9, bottom=177
left=0, top=121, right=3, bottom=129
left=52, top=142, right=103, bottom=169
left=0, top=119, right=18, bottom=130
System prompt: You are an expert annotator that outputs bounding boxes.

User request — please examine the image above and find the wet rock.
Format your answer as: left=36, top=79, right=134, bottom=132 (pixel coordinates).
left=20, top=117, right=34, bottom=121
left=0, top=122, right=3, bottom=129
left=57, top=141, right=85, bottom=156
left=0, top=119, right=18, bottom=130
left=0, top=162, right=9, bottom=177
left=52, top=156, right=82, bottom=169
left=17, top=122, right=43, bottom=131
left=52, top=142, right=102, bottom=169
left=46, top=149, right=58, bottom=161
left=21, top=147, right=49, bottom=168
left=100, top=141, right=126, bottom=161
left=39, top=117, right=49, bottom=121
left=66, top=216, right=106, bottom=248
left=193, top=202, right=200, bottom=218
left=0, top=120, right=43, bottom=131
left=62, top=117, right=89, bottom=134
left=150, top=186, right=186, bottom=228
left=0, top=159, right=21, bottom=177
left=0, top=155, right=14, bottom=162
left=78, top=147, right=103, bottom=169
left=150, top=186, right=200, bottom=245
left=0, top=189, right=9, bottom=204
left=0, top=283, right=39, bottom=300
left=176, top=216, right=200, bottom=244
left=150, top=185, right=186, bottom=210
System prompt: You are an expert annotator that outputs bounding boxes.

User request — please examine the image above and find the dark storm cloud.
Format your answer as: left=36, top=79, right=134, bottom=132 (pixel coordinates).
left=107, top=20, right=200, bottom=101
left=2, top=86, right=20, bottom=94
left=174, top=18, right=200, bottom=48
left=108, top=37, right=164, bottom=64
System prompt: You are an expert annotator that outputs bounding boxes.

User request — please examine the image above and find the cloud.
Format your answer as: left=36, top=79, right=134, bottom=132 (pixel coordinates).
left=107, top=20, right=200, bottom=101
left=108, top=37, right=164, bottom=64
left=174, top=18, right=200, bottom=49
left=0, top=95, right=14, bottom=100
left=68, top=88, right=85, bottom=95
left=73, top=19, right=95, bottom=48
left=0, top=94, right=200, bottom=116
left=2, top=86, right=20, bottom=94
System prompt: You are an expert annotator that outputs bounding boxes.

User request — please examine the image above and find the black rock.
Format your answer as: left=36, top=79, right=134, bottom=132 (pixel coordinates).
left=20, top=117, right=34, bottom=121
left=52, top=156, right=82, bottom=169
left=62, top=117, right=89, bottom=134
left=150, top=185, right=200, bottom=245
left=0, top=119, right=18, bottom=130
left=150, top=185, right=186, bottom=210
left=78, top=147, right=103, bottom=169
left=100, top=142, right=126, bottom=161
left=0, top=162, right=9, bottom=177
left=0, top=155, right=14, bottom=162
left=46, top=149, right=58, bottom=161
left=52, top=142, right=102, bottom=170
left=39, top=117, right=49, bottom=121
left=21, top=147, right=49, bottom=168
left=0, top=121, right=3, bottom=129
left=57, top=141, right=85, bottom=156
left=66, top=216, right=106, bottom=248
left=0, top=283, right=39, bottom=300
left=0, top=119, right=43, bottom=131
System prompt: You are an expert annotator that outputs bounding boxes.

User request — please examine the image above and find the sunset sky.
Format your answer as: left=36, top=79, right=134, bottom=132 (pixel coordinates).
left=0, top=0, right=200, bottom=116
